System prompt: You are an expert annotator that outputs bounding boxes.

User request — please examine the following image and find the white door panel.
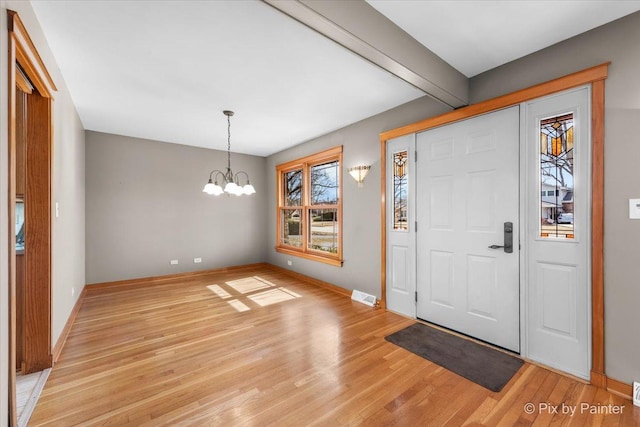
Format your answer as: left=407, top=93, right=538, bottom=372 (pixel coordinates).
left=523, top=87, right=591, bottom=379
left=386, top=135, right=416, bottom=317
left=416, top=106, right=520, bottom=352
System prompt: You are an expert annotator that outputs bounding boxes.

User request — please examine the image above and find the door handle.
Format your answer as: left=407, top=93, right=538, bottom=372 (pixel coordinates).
left=488, top=222, right=513, bottom=253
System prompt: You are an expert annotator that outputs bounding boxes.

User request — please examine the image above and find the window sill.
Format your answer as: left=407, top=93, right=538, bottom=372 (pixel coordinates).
left=276, top=246, right=343, bottom=267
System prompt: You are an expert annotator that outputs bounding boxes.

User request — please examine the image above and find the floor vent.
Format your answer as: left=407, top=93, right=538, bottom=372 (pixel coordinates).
left=351, top=290, right=376, bottom=307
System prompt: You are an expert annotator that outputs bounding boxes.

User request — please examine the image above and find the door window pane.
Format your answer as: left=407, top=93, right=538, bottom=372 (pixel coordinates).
left=310, top=161, right=339, bottom=205
left=540, top=113, right=574, bottom=239
left=308, top=209, right=338, bottom=254
left=393, top=150, right=408, bottom=231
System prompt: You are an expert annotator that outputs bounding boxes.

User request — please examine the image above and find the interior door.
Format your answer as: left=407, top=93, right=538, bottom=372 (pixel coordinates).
left=385, top=134, right=416, bottom=317
left=523, top=87, right=591, bottom=379
left=416, top=106, right=520, bottom=352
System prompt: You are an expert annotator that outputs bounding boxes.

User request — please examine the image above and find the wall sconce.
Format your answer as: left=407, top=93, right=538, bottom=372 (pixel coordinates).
left=348, top=165, right=371, bottom=187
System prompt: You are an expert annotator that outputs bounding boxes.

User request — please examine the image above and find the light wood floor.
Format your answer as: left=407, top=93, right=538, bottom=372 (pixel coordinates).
left=30, top=265, right=638, bottom=426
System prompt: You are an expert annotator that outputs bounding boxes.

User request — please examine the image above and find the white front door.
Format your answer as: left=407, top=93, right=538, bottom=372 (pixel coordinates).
left=523, top=87, right=591, bottom=379
left=385, top=134, right=416, bottom=317
left=416, top=106, right=520, bottom=352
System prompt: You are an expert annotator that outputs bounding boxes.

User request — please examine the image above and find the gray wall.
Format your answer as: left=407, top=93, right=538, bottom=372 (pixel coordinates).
left=469, top=12, right=640, bottom=385
left=266, top=96, right=450, bottom=298
left=51, top=71, right=86, bottom=345
left=0, top=1, right=86, bottom=422
left=85, top=131, right=267, bottom=284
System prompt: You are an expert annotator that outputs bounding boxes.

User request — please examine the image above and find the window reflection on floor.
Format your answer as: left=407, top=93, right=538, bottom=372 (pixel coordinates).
left=249, top=287, right=302, bottom=307
left=207, top=276, right=302, bottom=312
left=206, top=284, right=232, bottom=299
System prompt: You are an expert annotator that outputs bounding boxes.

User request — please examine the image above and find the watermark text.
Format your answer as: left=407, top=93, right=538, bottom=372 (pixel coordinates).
left=523, top=402, right=625, bottom=416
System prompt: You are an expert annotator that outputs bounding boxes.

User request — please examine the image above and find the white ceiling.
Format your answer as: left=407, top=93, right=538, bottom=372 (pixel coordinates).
left=31, top=1, right=640, bottom=157
left=367, top=0, right=640, bottom=77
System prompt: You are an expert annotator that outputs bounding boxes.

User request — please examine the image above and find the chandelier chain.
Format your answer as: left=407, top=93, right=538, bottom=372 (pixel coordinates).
left=227, top=113, right=232, bottom=173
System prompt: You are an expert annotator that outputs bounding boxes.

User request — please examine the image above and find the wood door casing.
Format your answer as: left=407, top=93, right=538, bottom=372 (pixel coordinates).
left=15, top=86, right=27, bottom=371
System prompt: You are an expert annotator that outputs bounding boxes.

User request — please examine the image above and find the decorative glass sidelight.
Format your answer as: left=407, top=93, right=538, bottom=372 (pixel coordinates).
left=539, top=113, right=575, bottom=239
left=393, top=150, right=408, bottom=231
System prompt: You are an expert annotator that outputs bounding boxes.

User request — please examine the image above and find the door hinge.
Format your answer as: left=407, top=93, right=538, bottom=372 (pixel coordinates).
left=415, top=291, right=418, bottom=302
left=414, top=221, right=418, bottom=232
left=414, top=150, right=417, bottom=162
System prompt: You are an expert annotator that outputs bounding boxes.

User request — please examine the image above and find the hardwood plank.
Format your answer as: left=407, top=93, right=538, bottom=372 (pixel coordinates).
left=29, top=265, right=638, bottom=426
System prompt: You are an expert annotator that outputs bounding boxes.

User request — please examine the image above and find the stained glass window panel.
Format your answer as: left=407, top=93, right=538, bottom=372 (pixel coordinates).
left=393, top=150, right=408, bottom=231
left=539, top=113, right=574, bottom=239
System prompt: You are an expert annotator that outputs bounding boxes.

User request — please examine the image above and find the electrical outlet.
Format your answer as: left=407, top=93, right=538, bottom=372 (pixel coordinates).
left=287, top=260, right=293, bottom=266
left=634, top=381, right=640, bottom=407
left=194, top=257, right=202, bottom=263
left=170, top=259, right=179, bottom=265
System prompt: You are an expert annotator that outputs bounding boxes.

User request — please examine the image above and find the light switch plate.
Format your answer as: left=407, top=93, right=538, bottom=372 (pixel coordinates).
left=634, top=381, right=640, bottom=407
left=629, top=199, right=640, bottom=219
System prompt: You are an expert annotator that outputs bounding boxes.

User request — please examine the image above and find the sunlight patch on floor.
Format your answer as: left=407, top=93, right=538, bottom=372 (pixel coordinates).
left=207, top=284, right=232, bottom=299
left=207, top=276, right=303, bottom=312
left=226, top=277, right=274, bottom=294
left=227, top=299, right=251, bottom=312
left=248, top=287, right=302, bottom=307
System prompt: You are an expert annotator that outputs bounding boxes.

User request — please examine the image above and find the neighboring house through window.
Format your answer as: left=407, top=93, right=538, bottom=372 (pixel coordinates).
left=276, top=146, right=343, bottom=266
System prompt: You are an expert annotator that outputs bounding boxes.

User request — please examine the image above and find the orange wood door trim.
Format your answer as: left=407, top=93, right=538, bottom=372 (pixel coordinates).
left=380, top=63, right=609, bottom=387
left=590, top=79, right=606, bottom=384
left=380, top=63, right=609, bottom=141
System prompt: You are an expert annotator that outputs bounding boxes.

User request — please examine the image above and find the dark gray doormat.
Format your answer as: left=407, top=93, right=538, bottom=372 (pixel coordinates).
left=385, top=323, right=524, bottom=392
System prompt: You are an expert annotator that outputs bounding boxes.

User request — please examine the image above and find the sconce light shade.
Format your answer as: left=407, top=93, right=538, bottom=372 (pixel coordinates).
left=348, top=165, right=371, bottom=187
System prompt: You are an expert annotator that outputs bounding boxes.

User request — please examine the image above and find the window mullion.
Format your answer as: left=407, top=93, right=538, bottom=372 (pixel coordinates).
left=302, top=162, right=310, bottom=253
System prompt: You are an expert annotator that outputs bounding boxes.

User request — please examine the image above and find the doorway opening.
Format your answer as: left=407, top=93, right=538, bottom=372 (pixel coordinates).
left=8, top=10, right=57, bottom=425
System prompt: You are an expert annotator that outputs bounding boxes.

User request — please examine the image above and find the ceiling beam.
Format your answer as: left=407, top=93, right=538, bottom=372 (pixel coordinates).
left=263, top=0, right=468, bottom=109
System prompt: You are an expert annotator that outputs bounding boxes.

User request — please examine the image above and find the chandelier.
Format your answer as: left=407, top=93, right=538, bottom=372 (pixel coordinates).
left=202, top=110, right=255, bottom=196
